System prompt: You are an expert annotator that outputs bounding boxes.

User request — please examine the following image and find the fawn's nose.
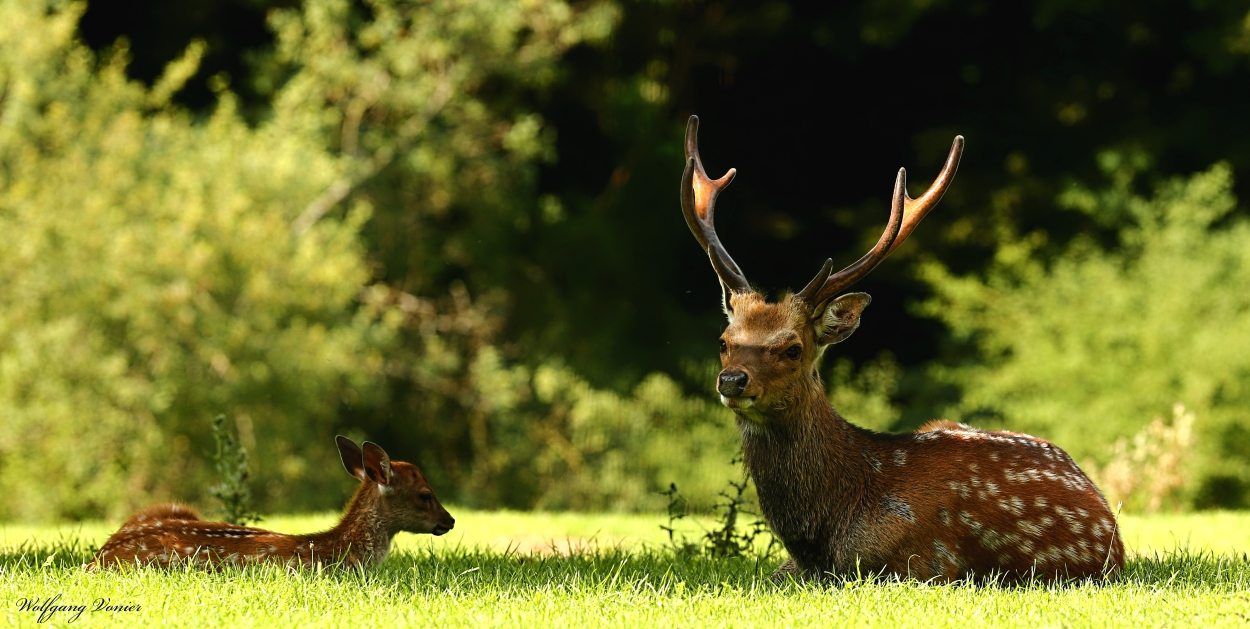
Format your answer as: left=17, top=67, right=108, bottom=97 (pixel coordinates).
left=718, top=371, right=749, bottom=397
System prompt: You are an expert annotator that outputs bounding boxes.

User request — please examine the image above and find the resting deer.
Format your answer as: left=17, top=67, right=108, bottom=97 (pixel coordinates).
left=678, top=116, right=1124, bottom=583
left=90, top=436, right=454, bottom=570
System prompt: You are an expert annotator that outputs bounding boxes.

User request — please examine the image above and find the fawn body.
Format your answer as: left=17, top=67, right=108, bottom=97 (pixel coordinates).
left=679, top=117, right=1124, bottom=582
left=91, top=436, right=454, bottom=570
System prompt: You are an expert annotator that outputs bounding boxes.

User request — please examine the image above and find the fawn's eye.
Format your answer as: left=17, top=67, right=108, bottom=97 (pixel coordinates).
left=420, top=492, right=433, bottom=503
left=784, top=345, right=802, bottom=360
left=719, top=339, right=728, bottom=353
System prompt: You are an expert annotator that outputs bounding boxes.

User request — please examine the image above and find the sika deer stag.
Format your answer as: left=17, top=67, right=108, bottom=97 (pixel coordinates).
left=679, top=116, right=1124, bottom=583
left=91, top=436, right=454, bottom=570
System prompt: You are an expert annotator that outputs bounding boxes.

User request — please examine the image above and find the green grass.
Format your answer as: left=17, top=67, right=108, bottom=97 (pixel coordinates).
left=3, top=510, right=1249, bottom=628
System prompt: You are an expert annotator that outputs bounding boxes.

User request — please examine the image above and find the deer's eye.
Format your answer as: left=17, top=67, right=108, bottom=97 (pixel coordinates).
left=719, top=339, right=728, bottom=353
left=420, top=492, right=433, bottom=503
left=784, top=345, right=802, bottom=360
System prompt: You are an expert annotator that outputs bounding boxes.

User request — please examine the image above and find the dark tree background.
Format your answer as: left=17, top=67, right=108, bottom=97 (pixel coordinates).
left=78, top=0, right=1250, bottom=481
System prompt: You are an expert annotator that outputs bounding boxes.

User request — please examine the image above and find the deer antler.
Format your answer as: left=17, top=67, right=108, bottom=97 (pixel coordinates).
left=681, top=116, right=751, bottom=295
left=800, top=136, right=965, bottom=307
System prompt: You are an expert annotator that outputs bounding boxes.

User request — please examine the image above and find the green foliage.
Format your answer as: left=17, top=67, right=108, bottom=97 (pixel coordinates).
left=0, top=0, right=391, bottom=521
left=827, top=354, right=903, bottom=432
left=920, top=160, right=1250, bottom=508
left=456, top=353, right=740, bottom=511
left=207, top=415, right=261, bottom=526
left=265, top=0, right=618, bottom=292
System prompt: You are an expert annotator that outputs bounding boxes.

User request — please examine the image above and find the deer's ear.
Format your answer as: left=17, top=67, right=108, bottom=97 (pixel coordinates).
left=721, top=283, right=735, bottom=323
left=362, top=442, right=393, bottom=486
left=813, top=292, right=871, bottom=346
left=336, top=436, right=367, bottom=481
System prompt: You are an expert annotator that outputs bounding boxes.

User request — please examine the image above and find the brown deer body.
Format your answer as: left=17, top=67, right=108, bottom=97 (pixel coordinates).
left=90, top=436, right=454, bottom=570
left=679, top=116, right=1124, bottom=582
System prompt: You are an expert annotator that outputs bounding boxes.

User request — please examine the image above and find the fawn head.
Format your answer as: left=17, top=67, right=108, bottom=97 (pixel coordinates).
left=335, top=436, right=455, bottom=535
left=679, top=116, right=963, bottom=422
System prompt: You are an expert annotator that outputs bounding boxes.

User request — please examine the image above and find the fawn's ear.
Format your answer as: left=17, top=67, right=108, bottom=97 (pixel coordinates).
left=813, top=292, right=871, bottom=346
left=336, top=436, right=367, bottom=481
left=362, top=442, right=393, bottom=486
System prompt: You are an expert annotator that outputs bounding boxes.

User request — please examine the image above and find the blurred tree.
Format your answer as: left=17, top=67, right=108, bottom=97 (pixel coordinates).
left=78, top=0, right=285, bottom=116
left=0, top=0, right=390, bottom=520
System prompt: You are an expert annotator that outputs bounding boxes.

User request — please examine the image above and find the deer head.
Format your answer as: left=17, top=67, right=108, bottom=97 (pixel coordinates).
left=680, top=116, right=963, bottom=424
left=335, top=436, right=455, bottom=535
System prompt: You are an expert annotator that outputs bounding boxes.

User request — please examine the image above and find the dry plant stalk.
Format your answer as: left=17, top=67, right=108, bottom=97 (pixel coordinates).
left=1089, top=403, right=1195, bottom=513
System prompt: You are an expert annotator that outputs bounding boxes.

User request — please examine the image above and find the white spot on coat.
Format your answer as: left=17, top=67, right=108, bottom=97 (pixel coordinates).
left=894, top=450, right=907, bottom=466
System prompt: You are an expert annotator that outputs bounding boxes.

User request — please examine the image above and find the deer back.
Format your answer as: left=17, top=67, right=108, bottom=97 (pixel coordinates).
left=865, top=424, right=1124, bottom=581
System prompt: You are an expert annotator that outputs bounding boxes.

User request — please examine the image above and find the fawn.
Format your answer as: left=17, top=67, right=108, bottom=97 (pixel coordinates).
left=678, top=116, right=1125, bottom=583
left=90, top=436, right=454, bottom=570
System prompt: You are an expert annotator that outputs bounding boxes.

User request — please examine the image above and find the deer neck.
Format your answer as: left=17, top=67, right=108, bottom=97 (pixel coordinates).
left=737, top=375, right=875, bottom=570
left=305, top=483, right=393, bottom=568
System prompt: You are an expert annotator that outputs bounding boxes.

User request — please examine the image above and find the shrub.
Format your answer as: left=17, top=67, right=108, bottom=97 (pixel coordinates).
left=1086, top=403, right=1196, bottom=513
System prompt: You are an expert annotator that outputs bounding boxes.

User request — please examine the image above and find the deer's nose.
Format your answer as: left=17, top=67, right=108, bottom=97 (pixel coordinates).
left=718, top=371, right=749, bottom=397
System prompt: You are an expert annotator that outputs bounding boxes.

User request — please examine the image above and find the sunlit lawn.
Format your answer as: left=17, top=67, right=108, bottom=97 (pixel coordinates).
left=2, top=509, right=1248, bottom=628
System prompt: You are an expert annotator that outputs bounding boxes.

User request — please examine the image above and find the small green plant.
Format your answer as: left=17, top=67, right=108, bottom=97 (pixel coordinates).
left=703, top=472, right=777, bottom=560
left=659, top=483, right=699, bottom=556
left=661, top=461, right=779, bottom=561
left=207, top=415, right=261, bottom=526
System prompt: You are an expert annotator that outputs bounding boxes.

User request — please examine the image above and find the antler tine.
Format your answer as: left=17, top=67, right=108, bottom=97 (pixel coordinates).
left=804, top=136, right=965, bottom=307
left=807, top=167, right=907, bottom=306
left=888, top=135, right=965, bottom=255
left=796, top=258, right=834, bottom=304
left=681, top=116, right=751, bottom=294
